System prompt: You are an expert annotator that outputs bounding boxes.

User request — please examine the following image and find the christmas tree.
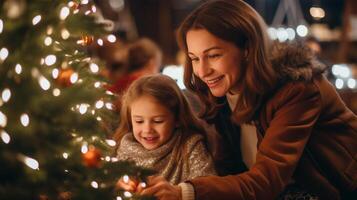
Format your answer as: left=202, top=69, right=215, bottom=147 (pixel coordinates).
left=0, top=0, right=153, bottom=199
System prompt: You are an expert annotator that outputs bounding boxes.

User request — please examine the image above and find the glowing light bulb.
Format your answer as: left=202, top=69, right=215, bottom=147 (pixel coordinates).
left=20, top=113, right=30, bottom=127
left=105, top=139, right=116, bottom=146
left=124, top=191, right=132, bottom=198
left=105, top=103, right=113, bottom=110
left=94, top=82, right=101, bottom=88
left=81, top=144, right=88, bottom=153
left=95, top=100, right=104, bottom=109
left=97, top=39, right=103, bottom=46
left=89, top=63, right=99, bottom=73
left=15, top=64, right=22, bottom=74
left=0, top=111, right=7, bottom=127
left=0, top=47, right=9, bottom=61
left=53, top=88, right=61, bottom=96
left=63, top=152, right=69, bottom=159
left=81, top=0, right=89, bottom=4
left=2, top=88, right=11, bottom=103
left=79, top=104, right=88, bottom=114
left=123, top=175, right=129, bottom=183
left=39, top=76, right=51, bottom=90
left=60, top=7, right=70, bottom=20
left=91, top=181, right=98, bottom=188
left=45, top=54, right=56, bottom=66
left=347, top=79, right=356, bottom=89
left=91, top=5, right=97, bottom=13
left=116, top=197, right=123, bottom=200
left=23, top=156, right=39, bottom=170
left=52, top=68, right=59, bottom=79
left=61, top=29, right=70, bottom=40
left=335, top=79, right=344, bottom=89
left=44, top=36, right=52, bottom=46
left=296, top=25, right=308, bottom=37
left=0, top=19, right=3, bottom=34
left=32, top=15, right=42, bottom=25
left=107, top=34, right=116, bottom=43
left=140, top=182, right=147, bottom=188
left=1, top=130, right=10, bottom=144
left=70, top=73, right=78, bottom=83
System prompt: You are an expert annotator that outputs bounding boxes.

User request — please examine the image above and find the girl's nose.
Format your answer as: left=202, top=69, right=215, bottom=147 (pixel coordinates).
left=142, top=122, right=152, bottom=133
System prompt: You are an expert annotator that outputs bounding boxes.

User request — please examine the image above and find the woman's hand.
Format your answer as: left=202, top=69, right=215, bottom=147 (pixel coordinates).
left=139, top=175, right=182, bottom=200
left=116, top=175, right=139, bottom=192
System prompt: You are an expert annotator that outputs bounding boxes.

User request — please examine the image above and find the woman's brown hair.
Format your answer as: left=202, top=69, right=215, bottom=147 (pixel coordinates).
left=177, top=0, right=278, bottom=123
left=114, top=74, right=208, bottom=160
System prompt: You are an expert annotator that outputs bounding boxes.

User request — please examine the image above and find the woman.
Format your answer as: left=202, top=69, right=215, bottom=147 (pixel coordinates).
left=139, top=0, right=357, bottom=199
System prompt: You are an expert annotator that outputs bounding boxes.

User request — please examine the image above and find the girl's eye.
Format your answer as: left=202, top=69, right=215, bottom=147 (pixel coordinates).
left=154, top=120, right=164, bottom=124
left=134, top=120, right=144, bottom=124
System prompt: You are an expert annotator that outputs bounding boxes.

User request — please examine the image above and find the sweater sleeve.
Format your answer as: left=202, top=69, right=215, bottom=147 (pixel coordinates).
left=188, top=82, right=322, bottom=200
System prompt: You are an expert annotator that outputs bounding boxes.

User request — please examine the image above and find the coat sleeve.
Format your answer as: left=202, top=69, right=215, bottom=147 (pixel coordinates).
left=188, top=82, right=322, bottom=200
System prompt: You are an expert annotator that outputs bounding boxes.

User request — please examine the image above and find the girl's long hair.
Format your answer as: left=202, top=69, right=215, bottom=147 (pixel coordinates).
left=114, top=74, right=208, bottom=161
left=177, top=0, right=278, bottom=123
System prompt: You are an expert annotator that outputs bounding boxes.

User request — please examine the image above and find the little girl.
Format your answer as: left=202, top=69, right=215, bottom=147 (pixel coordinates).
left=114, top=74, right=216, bottom=188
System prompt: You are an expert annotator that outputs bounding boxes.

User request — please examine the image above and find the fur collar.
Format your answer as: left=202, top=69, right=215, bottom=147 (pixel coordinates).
left=270, top=42, right=327, bottom=81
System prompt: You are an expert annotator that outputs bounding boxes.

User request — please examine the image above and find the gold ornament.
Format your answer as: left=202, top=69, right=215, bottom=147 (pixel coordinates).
left=56, top=68, right=74, bottom=87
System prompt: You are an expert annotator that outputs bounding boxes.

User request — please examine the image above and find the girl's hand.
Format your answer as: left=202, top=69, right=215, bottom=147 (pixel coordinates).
left=116, top=175, right=139, bottom=192
left=139, top=175, right=182, bottom=200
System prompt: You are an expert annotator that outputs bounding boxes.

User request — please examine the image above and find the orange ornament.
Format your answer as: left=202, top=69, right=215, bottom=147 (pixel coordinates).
left=56, top=68, right=74, bottom=87
left=78, top=35, right=93, bottom=46
left=82, top=147, right=102, bottom=168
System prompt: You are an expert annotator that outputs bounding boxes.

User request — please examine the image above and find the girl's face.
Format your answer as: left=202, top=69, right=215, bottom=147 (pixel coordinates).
left=186, top=29, right=244, bottom=96
left=130, top=95, right=176, bottom=150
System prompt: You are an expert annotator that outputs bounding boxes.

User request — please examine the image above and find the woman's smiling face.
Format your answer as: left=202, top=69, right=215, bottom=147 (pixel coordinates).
left=186, top=28, right=244, bottom=96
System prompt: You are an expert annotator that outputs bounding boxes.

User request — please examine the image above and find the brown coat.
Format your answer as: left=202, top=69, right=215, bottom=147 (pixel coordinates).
left=188, top=44, right=357, bottom=200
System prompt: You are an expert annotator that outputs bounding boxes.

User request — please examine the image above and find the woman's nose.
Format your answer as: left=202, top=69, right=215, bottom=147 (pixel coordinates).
left=195, top=59, right=211, bottom=78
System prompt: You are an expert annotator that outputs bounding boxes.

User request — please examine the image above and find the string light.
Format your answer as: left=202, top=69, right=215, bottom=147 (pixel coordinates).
left=62, top=152, right=69, bottom=159
left=105, top=139, right=116, bottom=147
left=45, top=54, right=57, bottom=66
left=52, top=68, right=59, bottom=79
left=97, top=39, right=103, bottom=46
left=61, top=29, right=70, bottom=40
left=96, top=116, right=102, bottom=121
left=123, top=191, right=132, bottom=198
left=1, top=130, right=10, bottom=144
left=32, top=15, right=42, bottom=25
left=53, top=88, right=61, bottom=97
left=91, top=181, right=99, bottom=189
left=81, top=143, right=88, bottom=153
left=81, top=0, right=89, bottom=5
left=105, top=103, right=113, bottom=110
left=116, top=197, right=123, bottom=200
left=140, top=182, right=147, bottom=188
left=91, top=5, right=97, bottom=13
left=70, top=72, right=78, bottom=84
left=0, top=111, right=7, bottom=127
left=0, top=47, right=9, bottom=61
left=44, top=36, right=53, bottom=46
left=15, top=64, right=22, bottom=74
left=39, top=76, right=51, bottom=90
left=79, top=104, right=89, bottom=114
left=296, top=25, right=308, bottom=37
left=105, top=156, right=111, bottom=161
left=347, top=79, right=356, bottom=89
left=107, top=34, right=116, bottom=43
left=85, top=10, right=91, bottom=15
left=123, top=175, right=129, bottom=183
left=47, top=26, right=53, bottom=35
left=89, top=63, right=99, bottom=73
left=94, top=82, right=101, bottom=88
left=23, top=156, right=40, bottom=170
left=0, top=19, right=3, bottom=34
left=95, top=100, right=104, bottom=109
left=60, top=7, right=70, bottom=20
left=20, top=113, right=30, bottom=127
left=1, top=88, right=11, bottom=103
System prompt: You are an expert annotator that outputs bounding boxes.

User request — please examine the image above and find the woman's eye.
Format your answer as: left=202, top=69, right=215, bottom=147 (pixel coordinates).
left=190, top=57, right=199, bottom=62
left=208, top=54, right=221, bottom=59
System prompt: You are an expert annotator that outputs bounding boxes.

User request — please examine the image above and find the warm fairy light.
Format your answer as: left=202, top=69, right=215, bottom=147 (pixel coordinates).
left=81, top=0, right=89, bottom=4
left=335, top=79, right=344, bottom=89
left=47, top=26, right=53, bottom=35
left=81, top=144, right=88, bottom=153
left=105, top=156, right=111, bottom=161
left=32, top=15, right=42, bottom=25
left=140, top=182, right=147, bottom=188
left=310, top=7, right=325, bottom=19
left=79, top=104, right=89, bottom=114
left=91, top=181, right=99, bottom=189
left=44, top=36, right=53, bottom=46
left=60, top=6, right=70, bottom=20
left=1, top=130, right=10, bottom=144
left=85, top=10, right=91, bottom=15
left=45, top=55, right=57, bottom=66
left=111, top=157, right=119, bottom=162
left=61, top=29, right=70, bottom=40
left=107, top=34, right=116, bottom=43
left=52, top=68, right=59, bottom=79
left=31, top=68, right=40, bottom=78
left=1, top=88, right=11, bottom=103
left=68, top=1, right=75, bottom=7
left=124, top=191, right=132, bottom=198
left=95, top=100, right=104, bottom=109
left=286, top=28, right=296, bottom=41
left=94, top=82, right=101, bottom=88
left=105, top=139, right=116, bottom=147
left=97, top=39, right=103, bottom=46
left=0, top=19, right=3, bottom=34
left=123, top=175, right=130, bottom=183
left=105, top=103, right=113, bottom=110
left=23, top=156, right=39, bottom=170
left=0, top=47, right=9, bottom=61
left=96, top=116, right=102, bottom=121
left=91, top=110, right=95, bottom=115
left=20, top=113, right=30, bottom=127
left=53, top=88, right=61, bottom=96
left=39, top=76, right=51, bottom=90
left=347, top=79, right=356, bottom=89
left=40, top=58, right=45, bottom=65
left=116, top=197, right=123, bottom=200
left=106, top=90, right=114, bottom=95
left=70, top=73, right=78, bottom=84
left=0, top=111, right=8, bottom=127
left=15, top=64, right=22, bottom=74
left=63, top=152, right=69, bottom=159
left=89, top=63, right=99, bottom=73
left=296, top=25, right=308, bottom=37
left=91, top=5, right=97, bottom=13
